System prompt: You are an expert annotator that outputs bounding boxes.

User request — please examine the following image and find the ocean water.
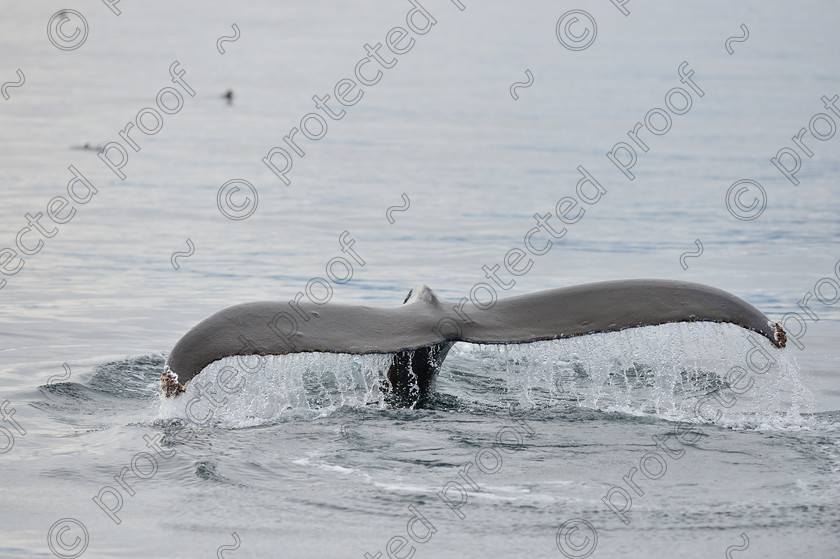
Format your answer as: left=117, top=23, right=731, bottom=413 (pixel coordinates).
left=1, top=1, right=839, bottom=557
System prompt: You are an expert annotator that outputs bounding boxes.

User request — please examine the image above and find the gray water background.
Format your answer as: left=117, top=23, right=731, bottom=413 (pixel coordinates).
left=1, top=1, right=839, bottom=557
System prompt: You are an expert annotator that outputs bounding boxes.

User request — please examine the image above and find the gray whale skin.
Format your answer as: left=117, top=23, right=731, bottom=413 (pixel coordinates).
left=162, top=279, right=787, bottom=399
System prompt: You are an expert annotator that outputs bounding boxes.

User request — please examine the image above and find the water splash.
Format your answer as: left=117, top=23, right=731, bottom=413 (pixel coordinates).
left=457, top=322, right=813, bottom=429
left=157, top=322, right=816, bottom=430
left=158, top=353, right=394, bottom=428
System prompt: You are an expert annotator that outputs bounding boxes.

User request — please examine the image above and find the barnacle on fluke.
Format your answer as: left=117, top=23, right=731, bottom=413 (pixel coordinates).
left=160, top=367, right=185, bottom=397
left=773, top=322, right=787, bottom=347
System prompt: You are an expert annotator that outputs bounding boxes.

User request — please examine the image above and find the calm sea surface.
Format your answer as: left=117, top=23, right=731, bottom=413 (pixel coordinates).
left=1, top=1, right=839, bottom=557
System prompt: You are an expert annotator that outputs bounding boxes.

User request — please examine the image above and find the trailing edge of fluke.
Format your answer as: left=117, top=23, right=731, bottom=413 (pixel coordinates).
left=161, top=279, right=787, bottom=399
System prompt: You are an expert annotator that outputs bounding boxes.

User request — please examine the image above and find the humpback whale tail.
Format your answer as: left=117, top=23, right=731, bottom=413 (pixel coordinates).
left=162, top=280, right=786, bottom=400
left=384, top=285, right=454, bottom=404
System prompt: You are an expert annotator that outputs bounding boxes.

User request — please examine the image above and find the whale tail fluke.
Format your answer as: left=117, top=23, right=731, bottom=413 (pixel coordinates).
left=162, top=280, right=786, bottom=401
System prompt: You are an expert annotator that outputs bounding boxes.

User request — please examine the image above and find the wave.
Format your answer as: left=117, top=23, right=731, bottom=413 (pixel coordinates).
left=34, top=354, right=165, bottom=418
